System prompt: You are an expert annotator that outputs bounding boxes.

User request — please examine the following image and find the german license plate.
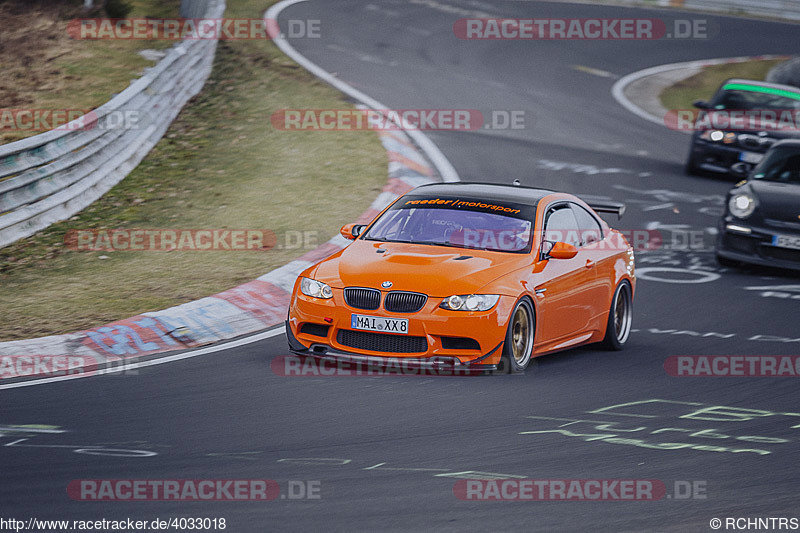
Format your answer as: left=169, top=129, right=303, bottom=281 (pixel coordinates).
left=351, top=314, right=408, bottom=334
left=773, top=234, right=800, bottom=250
left=739, top=151, right=763, bottom=164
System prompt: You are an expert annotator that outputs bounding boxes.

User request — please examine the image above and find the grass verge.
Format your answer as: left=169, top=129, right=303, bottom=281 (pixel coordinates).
left=0, top=0, right=178, bottom=145
left=0, top=0, right=389, bottom=341
left=659, top=59, right=787, bottom=111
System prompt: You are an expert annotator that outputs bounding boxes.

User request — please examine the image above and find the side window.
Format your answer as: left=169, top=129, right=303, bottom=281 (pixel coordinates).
left=572, top=204, right=603, bottom=246
left=543, top=205, right=581, bottom=250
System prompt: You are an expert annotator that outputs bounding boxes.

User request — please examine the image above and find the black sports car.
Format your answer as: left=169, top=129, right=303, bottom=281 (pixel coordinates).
left=716, top=139, right=800, bottom=271
left=685, top=79, right=800, bottom=176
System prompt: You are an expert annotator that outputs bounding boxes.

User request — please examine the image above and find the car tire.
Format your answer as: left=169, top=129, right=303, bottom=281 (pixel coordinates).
left=684, top=156, right=702, bottom=176
left=495, top=298, right=534, bottom=374
left=601, top=281, right=633, bottom=351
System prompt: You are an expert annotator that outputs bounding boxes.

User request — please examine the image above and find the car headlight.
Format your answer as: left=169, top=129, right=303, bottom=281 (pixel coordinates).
left=440, top=294, right=500, bottom=311
left=728, top=193, right=757, bottom=219
left=300, top=277, right=333, bottom=299
left=701, top=130, right=726, bottom=142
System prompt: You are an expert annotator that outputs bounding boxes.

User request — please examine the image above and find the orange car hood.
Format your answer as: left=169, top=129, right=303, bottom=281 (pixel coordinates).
left=312, top=239, right=530, bottom=297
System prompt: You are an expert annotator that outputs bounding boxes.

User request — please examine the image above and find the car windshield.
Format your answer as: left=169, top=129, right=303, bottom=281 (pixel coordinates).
left=712, top=86, right=800, bottom=111
left=363, top=196, right=535, bottom=253
left=752, top=147, right=800, bottom=184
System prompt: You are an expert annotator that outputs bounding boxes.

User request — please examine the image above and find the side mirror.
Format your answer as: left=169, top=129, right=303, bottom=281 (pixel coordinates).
left=693, top=100, right=710, bottom=109
left=730, top=162, right=750, bottom=180
left=340, top=223, right=366, bottom=240
left=548, top=242, right=578, bottom=260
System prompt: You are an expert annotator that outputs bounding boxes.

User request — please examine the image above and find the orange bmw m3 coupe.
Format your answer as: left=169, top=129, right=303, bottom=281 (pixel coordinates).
left=286, top=182, right=635, bottom=373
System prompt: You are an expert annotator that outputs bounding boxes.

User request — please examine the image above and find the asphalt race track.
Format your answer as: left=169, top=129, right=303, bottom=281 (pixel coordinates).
left=3, top=1, right=800, bottom=531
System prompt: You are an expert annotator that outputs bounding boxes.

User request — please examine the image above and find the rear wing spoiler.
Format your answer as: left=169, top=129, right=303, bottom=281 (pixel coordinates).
left=586, top=200, right=626, bottom=219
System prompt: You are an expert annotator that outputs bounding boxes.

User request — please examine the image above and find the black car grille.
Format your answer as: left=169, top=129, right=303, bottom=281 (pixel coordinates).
left=384, top=291, right=427, bottom=313
left=736, top=134, right=775, bottom=152
left=344, top=288, right=381, bottom=310
left=721, top=233, right=756, bottom=254
left=762, top=245, right=800, bottom=263
left=337, top=329, right=427, bottom=354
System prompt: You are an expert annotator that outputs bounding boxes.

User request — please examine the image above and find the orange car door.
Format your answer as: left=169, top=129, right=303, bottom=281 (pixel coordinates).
left=572, top=203, right=616, bottom=325
left=535, top=204, right=597, bottom=344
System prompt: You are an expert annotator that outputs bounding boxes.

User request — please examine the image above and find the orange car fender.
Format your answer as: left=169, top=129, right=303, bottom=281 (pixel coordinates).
left=475, top=266, right=541, bottom=345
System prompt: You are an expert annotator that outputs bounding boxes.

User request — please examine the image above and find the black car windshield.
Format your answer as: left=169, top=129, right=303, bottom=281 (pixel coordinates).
left=752, top=147, right=800, bottom=184
left=712, top=86, right=800, bottom=111
left=363, top=196, right=535, bottom=253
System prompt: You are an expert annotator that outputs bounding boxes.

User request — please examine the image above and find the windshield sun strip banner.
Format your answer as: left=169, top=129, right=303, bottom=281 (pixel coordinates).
left=722, top=83, right=800, bottom=102
left=394, top=196, right=536, bottom=220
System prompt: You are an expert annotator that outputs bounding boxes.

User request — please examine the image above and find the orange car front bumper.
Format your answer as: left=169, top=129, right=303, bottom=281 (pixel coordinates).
left=287, top=289, right=517, bottom=368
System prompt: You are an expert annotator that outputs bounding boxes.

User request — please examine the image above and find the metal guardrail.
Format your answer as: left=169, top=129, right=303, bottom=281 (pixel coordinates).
left=767, top=57, right=800, bottom=87
left=678, top=0, right=800, bottom=20
left=614, top=0, right=800, bottom=20
left=0, top=0, right=226, bottom=249
left=180, top=0, right=215, bottom=19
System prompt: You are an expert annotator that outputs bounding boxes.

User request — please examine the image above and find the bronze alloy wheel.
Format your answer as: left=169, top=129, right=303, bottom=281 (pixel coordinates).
left=497, top=299, right=535, bottom=374
left=511, top=305, right=532, bottom=365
